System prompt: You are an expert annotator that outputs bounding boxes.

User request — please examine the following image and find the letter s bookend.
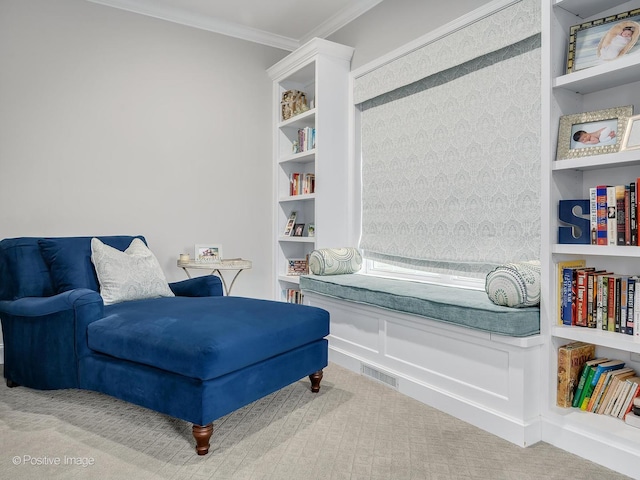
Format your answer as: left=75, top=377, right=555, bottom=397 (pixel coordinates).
left=558, top=199, right=590, bottom=244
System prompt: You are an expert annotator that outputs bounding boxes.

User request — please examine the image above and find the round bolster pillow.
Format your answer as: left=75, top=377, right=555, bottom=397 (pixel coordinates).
left=485, top=260, right=541, bottom=308
left=308, top=248, right=362, bottom=276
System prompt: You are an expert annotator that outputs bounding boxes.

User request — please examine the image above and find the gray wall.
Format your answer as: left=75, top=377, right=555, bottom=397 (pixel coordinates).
left=0, top=0, right=287, bottom=299
left=329, top=0, right=494, bottom=70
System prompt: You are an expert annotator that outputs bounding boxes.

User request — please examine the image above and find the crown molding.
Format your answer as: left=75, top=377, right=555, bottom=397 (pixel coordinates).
left=87, top=0, right=299, bottom=51
left=300, top=0, right=384, bottom=45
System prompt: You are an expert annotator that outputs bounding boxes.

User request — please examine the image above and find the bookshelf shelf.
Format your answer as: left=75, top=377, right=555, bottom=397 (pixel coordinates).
left=277, top=274, right=301, bottom=285
left=552, top=150, right=640, bottom=172
left=552, top=244, right=640, bottom=257
left=544, top=1, right=640, bottom=476
left=552, top=326, right=640, bottom=354
left=279, top=150, right=316, bottom=165
left=278, top=236, right=316, bottom=243
left=278, top=193, right=316, bottom=203
left=268, top=39, right=354, bottom=302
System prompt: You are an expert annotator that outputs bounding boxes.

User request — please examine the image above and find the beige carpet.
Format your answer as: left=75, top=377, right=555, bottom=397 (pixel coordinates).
left=0, top=363, right=630, bottom=479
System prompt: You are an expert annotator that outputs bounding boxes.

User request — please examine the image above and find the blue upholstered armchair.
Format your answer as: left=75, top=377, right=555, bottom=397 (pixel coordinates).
left=0, top=236, right=223, bottom=390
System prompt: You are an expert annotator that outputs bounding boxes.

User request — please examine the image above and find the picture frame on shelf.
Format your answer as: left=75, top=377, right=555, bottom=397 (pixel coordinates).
left=292, top=223, right=305, bottom=237
left=195, top=244, right=223, bottom=263
left=566, top=8, right=640, bottom=74
left=621, top=114, right=640, bottom=151
left=283, top=211, right=297, bottom=236
left=556, top=105, right=633, bottom=160
left=307, top=224, right=315, bottom=237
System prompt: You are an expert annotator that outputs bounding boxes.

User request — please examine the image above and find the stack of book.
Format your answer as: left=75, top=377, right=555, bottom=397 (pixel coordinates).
left=289, top=172, right=315, bottom=196
left=625, top=397, right=640, bottom=429
left=558, top=260, right=639, bottom=336
left=284, top=288, right=304, bottom=304
left=589, top=181, right=639, bottom=247
left=557, top=342, right=640, bottom=421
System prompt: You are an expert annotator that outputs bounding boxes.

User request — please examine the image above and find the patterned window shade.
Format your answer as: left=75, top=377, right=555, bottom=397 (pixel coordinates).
left=358, top=0, right=541, bottom=279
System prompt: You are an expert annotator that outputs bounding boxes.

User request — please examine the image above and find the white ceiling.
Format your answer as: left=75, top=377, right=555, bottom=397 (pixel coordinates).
left=87, top=0, right=384, bottom=51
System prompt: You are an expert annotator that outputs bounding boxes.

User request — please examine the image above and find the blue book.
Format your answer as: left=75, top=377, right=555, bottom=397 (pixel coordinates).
left=591, top=360, right=626, bottom=387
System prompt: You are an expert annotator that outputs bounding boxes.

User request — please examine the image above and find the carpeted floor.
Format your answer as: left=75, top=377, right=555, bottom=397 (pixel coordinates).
left=0, top=363, right=630, bottom=479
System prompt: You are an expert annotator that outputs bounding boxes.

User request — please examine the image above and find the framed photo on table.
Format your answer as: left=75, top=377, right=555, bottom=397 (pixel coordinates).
left=195, top=244, right=223, bottom=263
left=567, top=8, right=640, bottom=74
left=556, top=106, right=633, bottom=160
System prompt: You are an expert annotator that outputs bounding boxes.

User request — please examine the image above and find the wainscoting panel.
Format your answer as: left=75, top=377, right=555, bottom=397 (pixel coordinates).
left=306, top=292, right=544, bottom=447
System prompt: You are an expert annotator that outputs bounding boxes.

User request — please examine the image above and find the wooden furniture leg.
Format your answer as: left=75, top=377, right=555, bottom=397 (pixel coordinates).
left=309, top=370, right=323, bottom=393
left=192, top=423, right=213, bottom=455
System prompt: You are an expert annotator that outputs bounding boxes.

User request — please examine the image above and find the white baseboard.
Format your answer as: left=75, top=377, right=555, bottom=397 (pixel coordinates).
left=329, top=346, right=541, bottom=448
left=542, top=416, right=640, bottom=480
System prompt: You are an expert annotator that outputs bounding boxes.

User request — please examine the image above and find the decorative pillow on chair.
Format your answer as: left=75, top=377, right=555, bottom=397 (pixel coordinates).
left=91, top=237, right=174, bottom=305
left=485, top=260, right=541, bottom=308
left=308, top=248, right=362, bottom=276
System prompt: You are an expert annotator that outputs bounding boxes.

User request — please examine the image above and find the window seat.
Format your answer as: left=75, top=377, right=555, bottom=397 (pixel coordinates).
left=300, top=273, right=543, bottom=447
left=300, top=274, right=540, bottom=337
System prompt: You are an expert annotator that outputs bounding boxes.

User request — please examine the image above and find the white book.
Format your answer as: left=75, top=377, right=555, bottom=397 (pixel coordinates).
left=625, top=412, right=640, bottom=429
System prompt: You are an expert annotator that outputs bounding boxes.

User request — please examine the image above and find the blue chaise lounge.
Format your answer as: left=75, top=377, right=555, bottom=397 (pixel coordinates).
left=0, top=235, right=329, bottom=454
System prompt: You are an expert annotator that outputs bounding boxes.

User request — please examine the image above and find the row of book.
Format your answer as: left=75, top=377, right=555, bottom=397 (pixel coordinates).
left=290, top=173, right=315, bottom=196
left=557, top=342, right=640, bottom=428
left=292, top=127, right=315, bottom=153
left=559, top=259, right=639, bottom=336
left=590, top=182, right=639, bottom=246
left=283, top=288, right=304, bottom=304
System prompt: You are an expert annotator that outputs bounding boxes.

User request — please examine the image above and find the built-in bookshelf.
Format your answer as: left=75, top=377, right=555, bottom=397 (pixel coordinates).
left=543, top=1, right=640, bottom=477
left=267, top=38, right=354, bottom=301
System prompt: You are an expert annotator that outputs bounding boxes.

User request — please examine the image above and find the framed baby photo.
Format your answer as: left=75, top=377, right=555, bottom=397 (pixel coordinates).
left=556, top=105, right=633, bottom=160
left=566, top=8, right=640, bottom=74
left=195, top=244, right=223, bottom=263
left=621, top=114, right=640, bottom=151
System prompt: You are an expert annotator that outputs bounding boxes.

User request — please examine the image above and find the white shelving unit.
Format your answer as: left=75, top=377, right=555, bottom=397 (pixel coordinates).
left=267, top=38, right=354, bottom=302
left=543, top=1, right=640, bottom=477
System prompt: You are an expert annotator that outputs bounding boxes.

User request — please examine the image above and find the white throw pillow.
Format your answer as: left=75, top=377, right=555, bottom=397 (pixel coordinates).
left=91, top=237, right=174, bottom=305
left=308, top=248, right=362, bottom=276
left=485, top=260, right=541, bottom=308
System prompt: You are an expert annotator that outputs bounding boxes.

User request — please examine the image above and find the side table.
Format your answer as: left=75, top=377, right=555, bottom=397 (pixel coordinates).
left=177, top=259, right=252, bottom=296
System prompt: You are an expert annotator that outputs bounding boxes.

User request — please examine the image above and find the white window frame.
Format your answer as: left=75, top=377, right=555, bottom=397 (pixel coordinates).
left=362, top=258, right=485, bottom=291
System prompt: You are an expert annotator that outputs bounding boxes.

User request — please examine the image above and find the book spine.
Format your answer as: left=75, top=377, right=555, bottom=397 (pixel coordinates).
left=589, top=187, right=597, bottom=244
left=587, top=272, right=596, bottom=328
left=607, top=276, right=616, bottom=332
left=616, top=185, right=626, bottom=245
left=573, top=363, right=592, bottom=408
left=625, top=185, right=631, bottom=245
left=631, top=181, right=638, bottom=246
left=576, top=270, right=589, bottom=327
left=620, top=276, right=628, bottom=335
left=601, top=275, right=609, bottom=331
left=562, top=268, right=572, bottom=325
left=579, top=367, right=597, bottom=410
left=607, top=186, right=617, bottom=246
left=557, top=343, right=595, bottom=408
left=628, top=277, right=636, bottom=335
left=596, top=185, right=608, bottom=245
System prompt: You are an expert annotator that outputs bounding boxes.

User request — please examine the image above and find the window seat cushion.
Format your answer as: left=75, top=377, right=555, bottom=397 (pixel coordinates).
left=299, top=274, right=540, bottom=337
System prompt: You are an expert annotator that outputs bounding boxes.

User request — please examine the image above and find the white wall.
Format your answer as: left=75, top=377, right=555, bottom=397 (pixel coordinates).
left=328, top=0, right=494, bottom=70
left=0, top=0, right=287, bottom=300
